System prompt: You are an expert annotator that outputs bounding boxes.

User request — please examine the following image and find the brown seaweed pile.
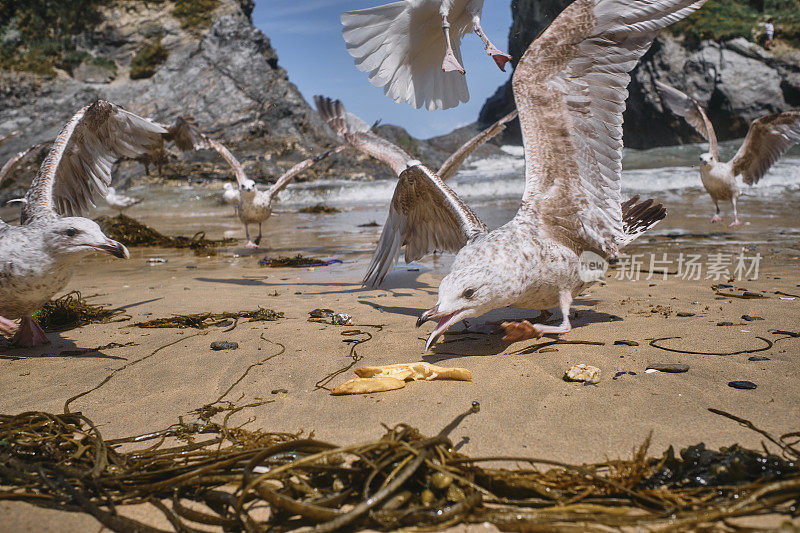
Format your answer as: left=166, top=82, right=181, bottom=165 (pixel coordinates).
left=298, top=204, right=341, bottom=214
left=95, top=214, right=235, bottom=256
left=33, top=291, right=126, bottom=332
left=131, top=308, right=284, bottom=329
left=0, top=405, right=797, bottom=532
left=259, top=254, right=343, bottom=268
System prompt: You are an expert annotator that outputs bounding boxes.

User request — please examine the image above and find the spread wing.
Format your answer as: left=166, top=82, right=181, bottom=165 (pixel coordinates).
left=363, top=164, right=488, bottom=287
left=437, top=110, right=519, bottom=182
left=22, top=100, right=166, bottom=221
left=202, top=136, right=249, bottom=187
left=513, top=0, right=705, bottom=256
left=267, top=145, right=347, bottom=205
left=315, top=95, right=413, bottom=175
left=0, top=141, right=51, bottom=187
left=655, top=81, right=719, bottom=160
left=730, top=111, right=800, bottom=185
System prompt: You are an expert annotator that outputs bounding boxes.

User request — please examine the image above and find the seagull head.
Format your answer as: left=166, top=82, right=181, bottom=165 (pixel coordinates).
left=417, top=242, right=511, bottom=351
left=239, top=179, right=257, bottom=193
left=46, top=217, right=129, bottom=260
left=699, top=153, right=714, bottom=165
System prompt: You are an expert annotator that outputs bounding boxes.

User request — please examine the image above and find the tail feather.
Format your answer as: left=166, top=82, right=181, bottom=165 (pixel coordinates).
left=620, top=195, right=666, bottom=246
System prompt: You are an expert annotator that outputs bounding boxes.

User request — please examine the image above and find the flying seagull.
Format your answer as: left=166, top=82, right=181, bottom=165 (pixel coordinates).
left=314, top=95, right=517, bottom=182
left=341, top=0, right=512, bottom=110
left=0, top=100, right=166, bottom=347
left=657, top=80, right=800, bottom=226
left=359, top=0, right=705, bottom=351
left=136, top=116, right=207, bottom=176
left=105, top=187, right=143, bottom=213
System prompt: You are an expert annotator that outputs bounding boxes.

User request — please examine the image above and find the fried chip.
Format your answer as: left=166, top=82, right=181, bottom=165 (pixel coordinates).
left=330, top=376, right=406, bottom=395
left=354, top=362, right=472, bottom=381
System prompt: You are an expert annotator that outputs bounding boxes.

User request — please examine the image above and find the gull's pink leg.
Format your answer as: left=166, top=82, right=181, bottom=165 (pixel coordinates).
left=728, top=196, right=742, bottom=227
left=244, top=223, right=258, bottom=248
left=502, top=291, right=572, bottom=342
left=710, top=201, right=722, bottom=223
left=12, top=316, right=50, bottom=348
left=473, top=21, right=512, bottom=71
left=254, top=223, right=263, bottom=246
left=0, top=316, right=18, bottom=336
left=441, top=18, right=465, bottom=74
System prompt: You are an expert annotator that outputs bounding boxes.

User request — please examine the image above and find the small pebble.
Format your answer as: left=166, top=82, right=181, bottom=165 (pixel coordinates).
left=728, top=380, right=757, bottom=390
left=147, top=258, right=167, bottom=264
left=309, top=308, right=334, bottom=318
left=715, top=283, right=733, bottom=288
left=647, top=363, right=689, bottom=373
left=210, top=341, right=238, bottom=351
left=271, top=389, right=288, bottom=394
left=614, top=340, right=639, bottom=346
left=741, top=315, right=764, bottom=321
left=612, top=371, right=636, bottom=380
left=564, top=364, right=600, bottom=384
left=742, top=292, right=766, bottom=298
left=716, top=321, right=733, bottom=326
left=185, top=265, right=198, bottom=269
left=747, top=356, right=770, bottom=362
left=676, top=312, right=695, bottom=317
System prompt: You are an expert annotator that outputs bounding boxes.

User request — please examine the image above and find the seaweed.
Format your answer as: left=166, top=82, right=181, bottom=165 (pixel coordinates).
left=259, top=254, right=342, bottom=268
left=33, top=291, right=126, bottom=332
left=298, top=204, right=341, bottom=214
left=94, top=214, right=235, bottom=256
left=0, top=404, right=798, bottom=532
left=130, top=308, right=283, bottom=329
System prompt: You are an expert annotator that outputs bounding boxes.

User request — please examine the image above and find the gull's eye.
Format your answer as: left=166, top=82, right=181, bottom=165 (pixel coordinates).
left=461, top=288, right=476, bottom=299
left=65, top=228, right=78, bottom=237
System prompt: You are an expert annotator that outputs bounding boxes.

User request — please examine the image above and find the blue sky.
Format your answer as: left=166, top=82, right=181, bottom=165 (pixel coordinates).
left=253, top=1, right=514, bottom=139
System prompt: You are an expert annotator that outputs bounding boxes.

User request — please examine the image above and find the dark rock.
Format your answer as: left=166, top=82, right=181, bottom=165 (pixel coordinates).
left=613, top=371, right=637, bottom=380
left=647, top=363, right=690, bottom=373
left=210, top=341, right=238, bottom=351
left=716, top=321, right=734, bottom=326
left=748, top=356, right=770, bottom=361
left=309, top=308, right=334, bottom=318
left=479, top=3, right=800, bottom=149
left=676, top=312, right=695, bottom=317
left=741, top=315, right=764, bottom=321
left=715, top=284, right=733, bottom=289
left=728, top=380, right=757, bottom=390
left=772, top=330, right=800, bottom=337
left=614, top=340, right=639, bottom=346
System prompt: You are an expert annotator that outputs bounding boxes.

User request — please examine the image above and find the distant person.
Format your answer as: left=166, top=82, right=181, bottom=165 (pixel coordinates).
left=764, top=17, right=774, bottom=49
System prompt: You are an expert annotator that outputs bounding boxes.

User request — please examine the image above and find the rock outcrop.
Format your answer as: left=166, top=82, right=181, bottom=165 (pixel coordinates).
left=479, top=0, right=800, bottom=149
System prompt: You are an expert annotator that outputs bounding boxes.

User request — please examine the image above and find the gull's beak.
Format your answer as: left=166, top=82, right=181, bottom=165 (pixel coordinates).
left=416, top=305, right=438, bottom=328
left=93, top=239, right=129, bottom=259
left=423, top=308, right=472, bottom=352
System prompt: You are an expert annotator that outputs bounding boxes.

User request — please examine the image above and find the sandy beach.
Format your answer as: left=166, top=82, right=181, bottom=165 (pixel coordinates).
left=1, top=180, right=799, bottom=530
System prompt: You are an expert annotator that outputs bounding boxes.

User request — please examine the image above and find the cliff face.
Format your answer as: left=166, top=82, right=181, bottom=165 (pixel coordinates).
left=479, top=0, right=800, bottom=149
left=0, top=0, right=390, bottom=190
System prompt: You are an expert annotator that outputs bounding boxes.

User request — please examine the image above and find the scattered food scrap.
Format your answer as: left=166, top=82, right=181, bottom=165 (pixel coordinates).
left=564, top=364, right=601, bottom=384
left=332, top=362, right=472, bottom=395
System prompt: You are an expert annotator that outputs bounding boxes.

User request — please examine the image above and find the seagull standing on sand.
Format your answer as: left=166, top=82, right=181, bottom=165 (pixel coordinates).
left=657, top=81, right=800, bottom=226
left=356, top=0, right=706, bottom=351
left=314, top=95, right=517, bottom=182
left=105, top=187, right=143, bottom=213
left=0, top=100, right=166, bottom=347
left=341, top=0, right=512, bottom=110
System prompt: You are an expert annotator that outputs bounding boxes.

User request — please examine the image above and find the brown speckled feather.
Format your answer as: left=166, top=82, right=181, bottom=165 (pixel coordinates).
left=22, top=100, right=166, bottom=222
left=513, top=0, right=705, bottom=256
left=363, top=164, right=487, bottom=287
left=731, top=110, right=800, bottom=185
left=656, top=81, right=719, bottom=160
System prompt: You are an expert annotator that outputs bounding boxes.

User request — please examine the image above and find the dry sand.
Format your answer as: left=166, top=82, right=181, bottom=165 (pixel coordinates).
left=1, top=203, right=799, bottom=531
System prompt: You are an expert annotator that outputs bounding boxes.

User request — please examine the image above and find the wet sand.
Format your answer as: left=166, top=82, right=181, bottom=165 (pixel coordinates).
left=1, top=192, right=800, bottom=531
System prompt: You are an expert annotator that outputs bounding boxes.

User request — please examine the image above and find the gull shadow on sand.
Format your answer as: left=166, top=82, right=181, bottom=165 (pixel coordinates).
left=195, top=277, right=271, bottom=287
left=110, top=297, right=164, bottom=312
left=1, top=338, right=129, bottom=361
left=358, top=300, right=427, bottom=318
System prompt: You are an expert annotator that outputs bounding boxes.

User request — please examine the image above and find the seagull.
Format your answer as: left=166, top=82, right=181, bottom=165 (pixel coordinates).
left=222, top=182, right=240, bottom=206
left=341, top=0, right=512, bottom=110
left=105, top=186, right=143, bottom=213
left=314, top=95, right=517, bottom=182
left=358, top=0, right=705, bottom=351
left=0, top=100, right=166, bottom=347
left=656, top=81, right=800, bottom=226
